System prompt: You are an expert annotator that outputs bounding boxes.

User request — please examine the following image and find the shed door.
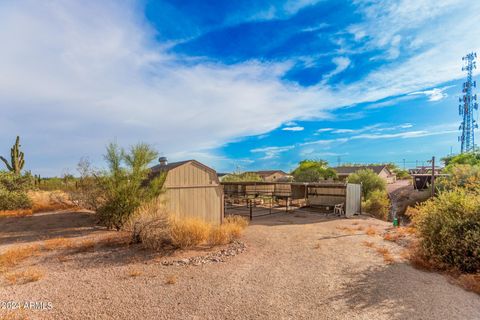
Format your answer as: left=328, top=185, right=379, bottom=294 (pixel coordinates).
left=346, top=183, right=361, bottom=217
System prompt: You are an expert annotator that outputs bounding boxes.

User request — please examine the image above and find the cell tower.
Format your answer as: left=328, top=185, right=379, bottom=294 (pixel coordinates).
left=458, top=52, right=478, bottom=153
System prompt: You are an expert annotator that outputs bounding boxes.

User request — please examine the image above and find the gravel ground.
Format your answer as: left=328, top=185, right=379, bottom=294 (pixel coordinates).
left=1, top=211, right=479, bottom=320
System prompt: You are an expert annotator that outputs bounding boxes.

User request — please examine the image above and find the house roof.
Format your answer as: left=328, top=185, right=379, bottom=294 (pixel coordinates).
left=249, top=170, right=288, bottom=177
left=334, top=165, right=391, bottom=176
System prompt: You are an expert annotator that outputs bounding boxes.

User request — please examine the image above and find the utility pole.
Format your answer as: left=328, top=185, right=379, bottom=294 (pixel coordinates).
left=431, top=156, right=435, bottom=197
left=402, top=159, right=406, bottom=170
left=337, top=156, right=341, bottom=167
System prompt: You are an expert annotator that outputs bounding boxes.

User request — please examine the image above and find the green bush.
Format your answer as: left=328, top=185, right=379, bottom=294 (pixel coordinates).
left=347, top=169, right=386, bottom=199
left=292, top=160, right=337, bottom=182
left=0, top=189, right=32, bottom=210
left=442, top=151, right=480, bottom=167
left=412, top=188, right=480, bottom=273
left=363, top=190, right=390, bottom=220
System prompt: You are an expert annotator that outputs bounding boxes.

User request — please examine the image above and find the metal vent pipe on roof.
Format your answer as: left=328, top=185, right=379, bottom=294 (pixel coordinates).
left=159, top=157, right=168, bottom=166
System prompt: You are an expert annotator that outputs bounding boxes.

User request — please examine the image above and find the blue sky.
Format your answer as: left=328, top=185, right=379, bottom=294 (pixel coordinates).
left=0, top=0, right=479, bottom=175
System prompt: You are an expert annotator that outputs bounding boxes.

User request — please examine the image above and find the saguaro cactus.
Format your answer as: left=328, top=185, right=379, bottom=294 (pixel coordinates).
left=0, top=136, right=25, bottom=175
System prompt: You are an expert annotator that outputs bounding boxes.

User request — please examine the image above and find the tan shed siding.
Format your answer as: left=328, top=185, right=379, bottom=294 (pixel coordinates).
left=161, top=161, right=222, bottom=225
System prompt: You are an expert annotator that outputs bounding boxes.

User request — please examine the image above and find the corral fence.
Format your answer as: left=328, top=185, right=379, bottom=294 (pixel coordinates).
left=222, top=181, right=361, bottom=220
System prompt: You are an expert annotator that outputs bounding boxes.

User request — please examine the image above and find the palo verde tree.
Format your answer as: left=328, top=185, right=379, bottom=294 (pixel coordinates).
left=291, top=160, right=337, bottom=182
left=0, top=136, right=25, bottom=175
left=96, top=142, right=166, bottom=230
left=347, top=169, right=386, bottom=199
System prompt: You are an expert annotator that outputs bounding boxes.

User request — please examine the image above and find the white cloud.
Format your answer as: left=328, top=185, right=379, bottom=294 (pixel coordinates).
left=409, top=86, right=454, bottom=102
left=251, top=145, right=295, bottom=159
left=316, top=128, right=334, bottom=133
left=282, top=126, right=304, bottom=131
left=323, top=57, right=351, bottom=80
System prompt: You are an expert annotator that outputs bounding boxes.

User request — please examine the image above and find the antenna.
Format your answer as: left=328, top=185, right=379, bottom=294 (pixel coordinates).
left=458, top=52, right=478, bottom=153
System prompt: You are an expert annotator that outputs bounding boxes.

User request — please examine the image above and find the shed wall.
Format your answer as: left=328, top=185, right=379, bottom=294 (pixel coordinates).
left=161, top=162, right=222, bottom=225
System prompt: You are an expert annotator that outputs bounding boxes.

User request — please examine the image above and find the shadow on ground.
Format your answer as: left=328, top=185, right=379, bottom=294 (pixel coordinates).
left=0, top=211, right=103, bottom=245
left=331, top=262, right=466, bottom=320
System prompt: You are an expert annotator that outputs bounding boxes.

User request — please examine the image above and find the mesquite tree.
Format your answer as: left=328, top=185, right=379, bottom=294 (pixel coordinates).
left=0, top=136, right=25, bottom=175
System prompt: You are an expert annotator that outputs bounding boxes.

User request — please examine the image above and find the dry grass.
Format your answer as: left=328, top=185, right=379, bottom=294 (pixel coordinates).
left=209, top=216, right=248, bottom=246
left=0, top=310, right=29, bottom=320
left=0, top=209, right=33, bottom=218
left=29, top=190, right=75, bottom=213
left=0, top=245, right=40, bottom=272
left=399, top=249, right=411, bottom=260
left=375, top=247, right=395, bottom=264
left=170, top=218, right=210, bottom=249
left=73, top=239, right=96, bottom=253
left=96, top=232, right=130, bottom=247
left=365, top=227, right=377, bottom=236
left=4, top=267, right=44, bottom=285
left=362, top=241, right=375, bottom=248
left=165, top=274, right=177, bottom=285
left=43, top=237, right=74, bottom=251
left=336, top=226, right=356, bottom=234
left=457, top=274, right=480, bottom=295
left=127, top=267, right=143, bottom=278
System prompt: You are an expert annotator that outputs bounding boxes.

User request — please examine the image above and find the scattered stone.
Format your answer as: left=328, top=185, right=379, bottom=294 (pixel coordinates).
left=159, top=241, right=246, bottom=267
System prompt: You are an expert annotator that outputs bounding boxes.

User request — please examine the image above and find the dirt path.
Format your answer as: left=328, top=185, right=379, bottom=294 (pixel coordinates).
left=1, top=212, right=479, bottom=320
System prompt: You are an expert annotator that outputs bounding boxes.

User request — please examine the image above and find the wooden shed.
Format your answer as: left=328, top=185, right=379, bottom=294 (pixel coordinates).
left=150, top=159, right=223, bottom=225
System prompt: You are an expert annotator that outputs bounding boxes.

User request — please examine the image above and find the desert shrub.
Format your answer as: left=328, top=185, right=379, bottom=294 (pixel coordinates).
left=348, top=169, right=386, bottom=199
left=169, top=218, right=210, bottom=249
left=0, top=171, right=33, bottom=210
left=436, top=164, right=480, bottom=192
left=363, top=190, right=390, bottom=220
left=128, top=202, right=249, bottom=250
left=395, top=169, right=411, bottom=180
left=209, top=215, right=249, bottom=245
left=126, top=200, right=171, bottom=250
left=412, top=188, right=480, bottom=273
left=0, top=189, right=31, bottom=210
left=292, top=160, right=337, bottom=182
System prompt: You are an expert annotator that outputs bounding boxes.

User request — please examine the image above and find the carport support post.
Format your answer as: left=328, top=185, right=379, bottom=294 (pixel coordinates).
left=249, top=199, right=253, bottom=221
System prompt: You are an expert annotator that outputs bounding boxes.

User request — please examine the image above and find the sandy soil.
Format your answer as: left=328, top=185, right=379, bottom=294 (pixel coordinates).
left=1, top=211, right=479, bottom=320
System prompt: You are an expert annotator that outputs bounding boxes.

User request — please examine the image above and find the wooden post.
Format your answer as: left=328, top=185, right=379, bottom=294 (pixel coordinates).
left=431, top=156, right=435, bottom=197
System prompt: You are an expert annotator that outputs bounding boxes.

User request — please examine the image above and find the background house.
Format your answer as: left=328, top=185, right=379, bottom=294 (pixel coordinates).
left=334, top=165, right=396, bottom=184
left=250, top=170, right=290, bottom=182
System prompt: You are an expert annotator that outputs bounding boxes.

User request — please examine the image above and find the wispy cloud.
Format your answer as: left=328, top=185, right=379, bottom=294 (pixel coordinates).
left=316, top=128, right=334, bottom=133
left=251, top=145, right=295, bottom=159
left=409, top=86, right=454, bottom=102
left=282, top=126, right=304, bottom=131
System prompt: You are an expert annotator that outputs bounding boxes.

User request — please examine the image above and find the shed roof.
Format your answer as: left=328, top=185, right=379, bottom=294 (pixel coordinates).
left=150, top=160, right=217, bottom=175
left=334, top=165, right=390, bottom=176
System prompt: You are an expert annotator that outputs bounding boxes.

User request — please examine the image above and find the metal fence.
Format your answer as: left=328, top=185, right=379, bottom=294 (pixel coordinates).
left=222, top=181, right=360, bottom=220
